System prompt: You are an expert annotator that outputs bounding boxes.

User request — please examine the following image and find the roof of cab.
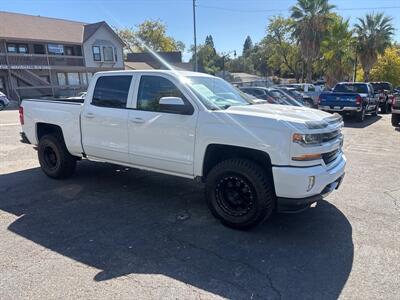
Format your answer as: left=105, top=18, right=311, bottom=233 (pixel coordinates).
left=94, top=69, right=214, bottom=78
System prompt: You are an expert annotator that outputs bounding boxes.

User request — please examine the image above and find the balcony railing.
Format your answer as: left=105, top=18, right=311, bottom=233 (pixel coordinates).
left=0, top=53, right=85, bottom=68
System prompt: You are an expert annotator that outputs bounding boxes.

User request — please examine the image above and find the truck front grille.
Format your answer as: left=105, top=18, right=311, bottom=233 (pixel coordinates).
left=322, top=149, right=340, bottom=165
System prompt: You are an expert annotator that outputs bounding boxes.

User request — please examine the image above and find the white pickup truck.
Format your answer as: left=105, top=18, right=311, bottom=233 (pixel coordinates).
left=20, top=70, right=346, bottom=229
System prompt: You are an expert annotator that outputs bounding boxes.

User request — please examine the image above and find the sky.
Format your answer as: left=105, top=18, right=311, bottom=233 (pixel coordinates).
left=1, top=0, right=399, bottom=61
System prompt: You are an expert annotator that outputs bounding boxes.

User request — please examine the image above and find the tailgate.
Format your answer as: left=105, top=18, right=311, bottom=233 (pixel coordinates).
left=319, top=92, right=359, bottom=107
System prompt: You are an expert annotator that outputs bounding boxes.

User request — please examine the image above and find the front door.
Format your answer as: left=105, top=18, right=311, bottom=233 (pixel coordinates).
left=81, top=74, right=133, bottom=163
left=128, top=75, right=197, bottom=176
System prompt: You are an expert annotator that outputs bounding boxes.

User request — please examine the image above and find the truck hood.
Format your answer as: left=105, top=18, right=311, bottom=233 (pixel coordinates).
left=226, top=103, right=332, bottom=124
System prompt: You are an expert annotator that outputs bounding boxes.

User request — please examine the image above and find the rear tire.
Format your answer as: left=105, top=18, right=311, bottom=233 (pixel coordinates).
left=38, top=134, right=77, bottom=179
left=355, top=107, right=365, bottom=122
left=205, top=158, right=275, bottom=230
left=0, top=101, right=5, bottom=111
left=392, top=113, right=400, bottom=127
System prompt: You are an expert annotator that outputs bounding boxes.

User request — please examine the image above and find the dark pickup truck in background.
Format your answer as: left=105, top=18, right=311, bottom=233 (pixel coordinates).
left=370, top=82, right=395, bottom=114
left=318, top=82, right=379, bottom=122
left=391, top=96, right=400, bottom=127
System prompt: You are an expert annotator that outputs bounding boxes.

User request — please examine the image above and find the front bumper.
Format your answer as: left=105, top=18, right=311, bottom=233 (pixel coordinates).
left=319, top=106, right=361, bottom=112
left=272, top=154, right=346, bottom=210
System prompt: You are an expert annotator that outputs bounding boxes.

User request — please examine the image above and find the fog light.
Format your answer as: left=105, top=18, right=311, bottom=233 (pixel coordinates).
left=307, top=176, right=315, bottom=192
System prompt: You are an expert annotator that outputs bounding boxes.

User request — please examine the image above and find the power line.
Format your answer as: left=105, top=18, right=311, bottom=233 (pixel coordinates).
left=197, top=4, right=400, bottom=13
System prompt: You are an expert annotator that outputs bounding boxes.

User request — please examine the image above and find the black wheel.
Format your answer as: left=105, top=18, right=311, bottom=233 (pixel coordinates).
left=381, top=101, right=389, bottom=114
left=38, top=134, right=77, bottom=179
left=392, top=113, right=400, bottom=127
left=372, top=104, right=379, bottom=116
left=205, top=159, right=275, bottom=230
left=0, top=101, right=5, bottom=111
left=355, top=107, right=366, bottom=122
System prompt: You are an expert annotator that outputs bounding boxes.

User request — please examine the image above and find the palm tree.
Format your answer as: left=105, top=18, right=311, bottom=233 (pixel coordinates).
left=321, top=15, right=354, bottom=86
left=354, top=13, right=394, bottom=82
left=291, top=0, right=335, bottom=82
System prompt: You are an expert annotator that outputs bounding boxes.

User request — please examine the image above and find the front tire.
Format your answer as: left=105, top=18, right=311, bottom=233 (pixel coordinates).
left=38, top=134, right=77, bottom=179
left=392, top=113, right=400, bottom=127
left=0, top=101, right=5, bottom=111
left=381, top=101, right=390, bottom=114
left=205, top=159, right=275, bottom=230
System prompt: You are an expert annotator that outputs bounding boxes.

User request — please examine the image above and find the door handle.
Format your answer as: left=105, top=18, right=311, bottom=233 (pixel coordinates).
left=84, top=113, right=95, bottom=119
left=130, top=117, right=145, bottom=124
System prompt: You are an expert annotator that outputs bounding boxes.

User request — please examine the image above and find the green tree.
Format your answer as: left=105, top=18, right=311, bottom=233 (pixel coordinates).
left=242, top=36, right=253, bottom=57
left=320, top=15, right=354, bottom=86
left=266, top=16, right=303, bottom=81
left=189, top=36, right=221, bottom=75
left=370, top=46, right=400, bottom=87
left=354, top=13, right=394, bottom=82
left=291, top=0, right=335, bottom=82
left=115, top=19, right=185, bottom=54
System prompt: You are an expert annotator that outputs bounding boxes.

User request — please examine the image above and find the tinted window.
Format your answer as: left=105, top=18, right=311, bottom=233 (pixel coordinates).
left=92, top=76, right=132, bottom=108
left=334, top=84, right=368, bottom=94
left=371, top=82, right=392, bottom=92
left=137, top=76, right=188, bottom=112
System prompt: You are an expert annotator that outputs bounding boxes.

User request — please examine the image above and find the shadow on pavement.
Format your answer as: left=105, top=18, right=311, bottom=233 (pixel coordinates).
left=0, top=161, right=354, bottom=299
left=343, top=115, right=381, bottom=128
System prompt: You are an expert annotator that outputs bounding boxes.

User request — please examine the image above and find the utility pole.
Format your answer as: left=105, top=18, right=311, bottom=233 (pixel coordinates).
left=193, top=0, right=198, bottom=72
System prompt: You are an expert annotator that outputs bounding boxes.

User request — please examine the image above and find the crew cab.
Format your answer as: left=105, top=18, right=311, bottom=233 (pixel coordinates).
left=20, top=70, right=346, bottom=230
left=318, top=82, right=379, bottom=122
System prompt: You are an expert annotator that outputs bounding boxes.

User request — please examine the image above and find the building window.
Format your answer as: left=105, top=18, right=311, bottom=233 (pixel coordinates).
left=33, top=44, right=45, bottom=54
left=81, top=73, right=87, bottom=85
left=92, top=46, right=101, bottom=61
left=57, top=73, right=66, bottom=86
left=64, top=46, right=74, bottom=56
left=18, top=45, right=28, bottom=53
left=48, top=44, right=64, bottom=55
left=103, top=47, right=113, bottom=61
left=7, top=43, right=28, bottom=53
left=7, top=44, right=17, bottom=53
left=67, top=73, right=80, bottom=85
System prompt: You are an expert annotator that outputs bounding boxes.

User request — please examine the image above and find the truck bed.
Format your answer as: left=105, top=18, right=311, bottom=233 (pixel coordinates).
left=21, top=98, right=84, bottom=157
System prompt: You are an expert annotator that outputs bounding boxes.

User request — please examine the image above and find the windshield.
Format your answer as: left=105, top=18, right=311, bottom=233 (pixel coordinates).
left=268, top=89, right=302, bottom=106
left=186, top=76, right=252, bottom=110
left=334, top=84, right=368, bottom=94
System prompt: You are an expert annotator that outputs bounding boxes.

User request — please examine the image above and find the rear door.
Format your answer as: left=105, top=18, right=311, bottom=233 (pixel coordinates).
left=81, top=74, right=134, bottom=162
left=128, top=74, right=197, bottom=176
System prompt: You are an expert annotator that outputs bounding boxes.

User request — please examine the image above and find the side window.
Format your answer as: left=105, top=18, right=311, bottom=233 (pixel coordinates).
left=92, top=46, right=101, bottom=61
left=92, top=76, right=132, bottom=108
left=137, top=75, right=191, bottom=113
left=308, top=85, right=315, bottom=92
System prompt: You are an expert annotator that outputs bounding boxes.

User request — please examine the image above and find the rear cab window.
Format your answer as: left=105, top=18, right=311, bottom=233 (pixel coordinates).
left=92, top=75, right=132, bottom=108
left=334, top=84, right=368, bottom=94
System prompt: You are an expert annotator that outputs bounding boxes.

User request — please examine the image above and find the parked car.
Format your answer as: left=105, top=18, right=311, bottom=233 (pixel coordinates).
left=278, top=86, right=314, bottom=107
left=0, top=91, right=10, bottom=111
left=240, top=87, right=302, bottom=106
left=370, top=81, right=395, bottom=114
left=283, top=83, right=321, bottom=106
left=20, top=70, right=346, bottom=230
left=391, top=94, right=400, bottom=127
left=318, top=82, right=379, bottom=122
left=67, top=91, right=87, bottom=100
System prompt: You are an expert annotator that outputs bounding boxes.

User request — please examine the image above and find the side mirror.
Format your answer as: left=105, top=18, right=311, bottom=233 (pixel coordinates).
left=158, top=97, right=193, bottom=115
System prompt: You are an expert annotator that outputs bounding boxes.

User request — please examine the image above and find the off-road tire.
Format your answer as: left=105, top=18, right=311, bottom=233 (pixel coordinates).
left=38, top=134, right=77, bottom=179
left=205, top=158, right=275, bottom=230
left=392, top=113, right=400, bottom=127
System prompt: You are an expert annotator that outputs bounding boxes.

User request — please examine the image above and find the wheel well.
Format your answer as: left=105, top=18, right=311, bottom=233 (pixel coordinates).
left=202, top=144, right=272, bottom=179
left=36, top=123, right=64, bottom=142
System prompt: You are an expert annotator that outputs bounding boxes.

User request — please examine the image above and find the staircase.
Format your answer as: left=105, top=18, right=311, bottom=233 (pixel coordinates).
left=11, top=69, right=51, bottom=98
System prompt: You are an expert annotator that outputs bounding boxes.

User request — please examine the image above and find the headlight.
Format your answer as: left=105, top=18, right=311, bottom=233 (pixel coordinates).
left=293, top=133, right=323, bottom=145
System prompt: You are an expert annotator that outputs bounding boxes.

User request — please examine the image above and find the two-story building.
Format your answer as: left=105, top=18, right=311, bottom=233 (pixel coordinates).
left=0, top=11, right=125, bottom=101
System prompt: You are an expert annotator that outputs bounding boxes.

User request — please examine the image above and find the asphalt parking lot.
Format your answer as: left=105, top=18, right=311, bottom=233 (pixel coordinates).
left=0, top=110, right=399, bottom=299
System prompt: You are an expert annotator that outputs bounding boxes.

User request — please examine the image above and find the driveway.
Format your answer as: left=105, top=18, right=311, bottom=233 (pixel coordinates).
left=0, top=110, right=399, bottom=299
